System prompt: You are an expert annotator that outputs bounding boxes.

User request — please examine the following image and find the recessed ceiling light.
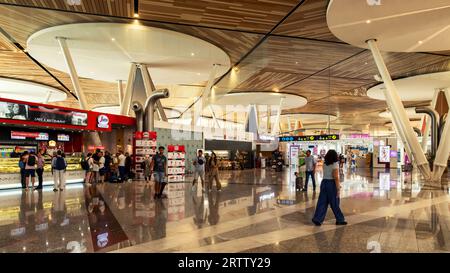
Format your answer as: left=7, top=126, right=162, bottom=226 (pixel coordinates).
left=233, top=67, right=239, bottom=72
left=366, top=20, right=371, bottom=24
left=295, top=61, right=299, bottom=64
left=364, top=62, right=368, bottom=65
left=191, top=52, right=195, bottom=56
left=418, top=40, right=423, bottom=44
left=111, top=38, right=115, bottom=41
left=196, top=73, right=201, bottom=76
left=273, top=88, right=280, bottom=92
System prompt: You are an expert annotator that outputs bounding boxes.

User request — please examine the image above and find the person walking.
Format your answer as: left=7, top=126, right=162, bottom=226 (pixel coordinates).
left=192, top=150, right=206, bottom=192
left=118, top=151, right=126, bottom=181
left=52, top=150, right=67, bottom=192
left=24, top=151, right=38, bottom=190
left=150, top=146, right=168, bottom=199
left=312, top=149, right=347, bottom=226
left=91, top=151, right=100, bottom=184
left=142, top=154, right=152, bottom=183
left=19, top=151, right=28, bottom=189
left=35, top=149, right=45, bottom=190
left=207, top=152, right=222, bottom=191
left=302, top=150, right=317, bottom=192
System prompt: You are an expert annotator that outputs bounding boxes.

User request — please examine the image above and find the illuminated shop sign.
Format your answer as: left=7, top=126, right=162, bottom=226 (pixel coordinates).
left=0, top=101, right=88, bottom=126
left=279, top=134, right=339, bottom=142
left=97, top=114, right=110, bottom=129
left=57, top=134, right=70, bottom=142
left=11, top=131, right=49, bottom=141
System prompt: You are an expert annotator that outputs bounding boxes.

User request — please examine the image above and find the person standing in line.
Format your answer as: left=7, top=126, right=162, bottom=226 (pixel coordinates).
left=52, top=150, right=67, bottom=192
left=150, top=146, right=168, bottom=199
left=207, top=152, right=222, bottom=191
left=19, top=151, right=28, bottom=189
left=192, top=150, right=206, bottom=192
left=24, top=151, right=38, bottom=190
left=302, top=150, right=317, bottom=192
left=35, top=149, right=45, bottom=190
left=118, top=151, right=126, bottom=181
left=142, top=154, right=152, bottom=183
left=103, top=151, right=112, bottom=182
left=84, top=153, right=93, bottom=183
left=125, top=152, right=132, bottom=181
left=98, top=151, right=106, bottom=183
left=91, top=151, right=100, bottom=184
left=312, top=149, right=347, bottom=226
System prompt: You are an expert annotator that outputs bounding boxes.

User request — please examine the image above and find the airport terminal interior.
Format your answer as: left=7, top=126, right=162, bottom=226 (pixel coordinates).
left=0, top=0, right=449, bottom=253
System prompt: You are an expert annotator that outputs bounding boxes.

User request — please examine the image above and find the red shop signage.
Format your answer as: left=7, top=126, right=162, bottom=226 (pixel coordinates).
left=0, top=97, right=135, bottom=132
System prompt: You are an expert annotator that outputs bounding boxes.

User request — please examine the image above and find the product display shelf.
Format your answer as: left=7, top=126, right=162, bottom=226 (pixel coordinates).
left=167, top=145, right=186, bottom=182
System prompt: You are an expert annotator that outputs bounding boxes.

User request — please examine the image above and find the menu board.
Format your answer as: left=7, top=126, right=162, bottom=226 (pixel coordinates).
left=11, top=131, right=49, bottom=141
left=0, top=101, right=87, bottom=126
left=57, top=134, right=70, bottom=142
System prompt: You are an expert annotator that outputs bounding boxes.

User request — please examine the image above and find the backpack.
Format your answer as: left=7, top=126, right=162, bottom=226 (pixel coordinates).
left=197, top=157, right=204, bottom=165
left=81, top=157, right=90, bottom=170
left=27, top=155, right=36, bottom=167
left=18, top=159, right=25, bottom=169
left=54, top=157, right=66, bottom=170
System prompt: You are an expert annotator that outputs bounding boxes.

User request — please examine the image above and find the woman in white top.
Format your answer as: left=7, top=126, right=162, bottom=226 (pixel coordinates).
left=312, top=149, right=347, bottom=226
left=98, top=152, right=106, bottom=183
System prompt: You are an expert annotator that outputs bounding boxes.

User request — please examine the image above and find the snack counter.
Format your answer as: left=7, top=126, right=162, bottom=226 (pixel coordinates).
left=0, top=155, right=84, bottom=190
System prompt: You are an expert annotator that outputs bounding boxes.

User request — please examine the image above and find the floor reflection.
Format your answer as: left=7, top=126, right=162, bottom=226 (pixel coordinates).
left=0, top=167, right=448, bottom=253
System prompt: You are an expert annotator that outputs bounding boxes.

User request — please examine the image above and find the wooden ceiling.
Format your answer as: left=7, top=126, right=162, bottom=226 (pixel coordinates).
left=0, top=0, right=449, bottom=130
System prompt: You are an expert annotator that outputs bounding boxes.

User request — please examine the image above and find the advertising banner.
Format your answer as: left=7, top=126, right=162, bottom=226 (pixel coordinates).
left=0, top=101, right=87, bottom=126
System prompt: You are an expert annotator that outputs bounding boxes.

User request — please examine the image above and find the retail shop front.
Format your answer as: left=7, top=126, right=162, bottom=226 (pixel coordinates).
left=0, top=98, right=135, bottom=189
left=204, top=138, right=254, bottom=170
left=278, top=134, right=340, bottom=174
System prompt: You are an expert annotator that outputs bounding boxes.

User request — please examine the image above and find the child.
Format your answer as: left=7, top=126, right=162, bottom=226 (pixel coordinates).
left=294, top=172, right=303, bottom=191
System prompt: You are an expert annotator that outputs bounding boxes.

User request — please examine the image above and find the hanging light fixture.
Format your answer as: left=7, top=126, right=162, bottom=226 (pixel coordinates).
left=134, top=0, right=140, bottom=17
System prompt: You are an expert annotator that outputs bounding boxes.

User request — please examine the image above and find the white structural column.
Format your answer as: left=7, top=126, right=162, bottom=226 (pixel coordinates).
left=367, top=39, right=431, bottom=180
left=201, top=64, right=219, bottom=110
left=209, top=105, right=221, bottom=128
left=272, top=98, right=284, bottom=135
left=120, top=63, right=138, bottom=116
left=117, top=80, right=124, bottom=109
left=421, top=90, right=439, bottom=152
left=56, top=37, right=88, bottom=110
left=432, top=88, right=450, bottom=181
left=140, top=64, right=167, bottom=121
left=44, top=91, right=52, bottom=104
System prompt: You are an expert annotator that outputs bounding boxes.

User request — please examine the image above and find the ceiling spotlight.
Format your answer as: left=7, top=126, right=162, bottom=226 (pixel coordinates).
left=374, top=74, right=382, bottom=82
left=418, top=40, right=423, bottom=44
left=190, top=52, right=195, bottom=56
left=295, top=61, right=299, bottom=64
left=111, top=38, right=115, bottom=41
left=366, top=20, right=371, bottom=24
left=273, top=88, right=280, bottom=92
left=233, top=67, right=239, bottom=72
left=196, top=73, right=201, bottom=76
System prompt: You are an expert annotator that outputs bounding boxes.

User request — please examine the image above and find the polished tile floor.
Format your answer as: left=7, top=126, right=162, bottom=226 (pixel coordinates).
left=0, top=167, right=449, bottom=253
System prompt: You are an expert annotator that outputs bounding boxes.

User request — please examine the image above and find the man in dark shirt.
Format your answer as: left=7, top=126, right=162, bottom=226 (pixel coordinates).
left=150, top=146, right=167, bottom=199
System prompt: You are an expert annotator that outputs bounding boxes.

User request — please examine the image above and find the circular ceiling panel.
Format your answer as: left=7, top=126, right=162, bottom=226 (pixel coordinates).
left=327, top=0, right=450, bottom=52
left=367, top=72, right=450, bottom=101
left=211, top=92, right=307, bottom=110
left=0, top=77, right=66, bottom=103
left=27, top=23, right=231, bottom=84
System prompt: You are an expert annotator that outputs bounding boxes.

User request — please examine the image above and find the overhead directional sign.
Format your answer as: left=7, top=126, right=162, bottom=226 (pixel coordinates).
left=278, top=134, right=339, bottom=142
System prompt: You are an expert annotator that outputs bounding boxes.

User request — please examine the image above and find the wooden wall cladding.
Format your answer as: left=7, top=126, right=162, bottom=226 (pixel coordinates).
left=273, top=0, right=339, bottom=41
left=139, top=0, right=300, bottom=32
left=0, top=0, right=135, bottom=17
